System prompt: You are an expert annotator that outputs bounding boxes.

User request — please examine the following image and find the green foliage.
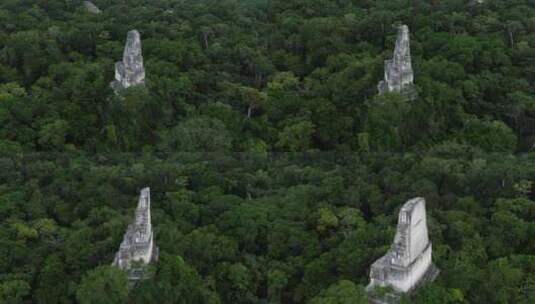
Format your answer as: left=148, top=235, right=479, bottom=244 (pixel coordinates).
left=0, top=280, right=30, bottom=304
left=0, top=0, right=534, bottom=303
left=131, top=254, right=219, bottom=304
left=459, top=118, right=518, bottom=152
left=364, top=94, right=410, bottom=151
left=408, top=285, right=465, bottom=304
left=310, top=280, right=367, bottom=304
left=159, top=117, right=232, bottom=152
left=76, top=266, right=129, bottom=304
left=276, top=120, right=315, bottom=151
left=0, top=152, right=533, bottom=303
left=0, top=0, right=531, bottom=152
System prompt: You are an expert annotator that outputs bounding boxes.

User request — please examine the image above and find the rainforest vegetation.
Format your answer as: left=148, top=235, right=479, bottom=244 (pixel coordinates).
left=0, top=0, right=534, bottom=303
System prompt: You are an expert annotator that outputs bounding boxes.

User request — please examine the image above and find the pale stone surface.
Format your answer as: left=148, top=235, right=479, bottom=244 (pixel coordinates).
left=83, top=1, right=101, bottom=14
left=378, top=25, right=414, bottom=96
left=367, top=197, right=438, bottom=294
left=110, top=30, right=145, bottom=92
left=113, top=187, right=158, bottom=280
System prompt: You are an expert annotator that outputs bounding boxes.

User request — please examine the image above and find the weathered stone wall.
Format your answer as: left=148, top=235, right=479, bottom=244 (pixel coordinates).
left=110, top=30, right=145, bottom=91
left=393, top=197, right=429, bottom=268
left=113, top=187, right=158, bottom=277
left=371, top=243, right=433, bottom=292
left=367, top=197, right=438, bottom=294
left=378, top=25, right=415, bottom=97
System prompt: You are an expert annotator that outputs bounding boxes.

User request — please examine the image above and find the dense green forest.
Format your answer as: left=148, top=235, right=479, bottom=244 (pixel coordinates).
left=0, top=0, right=534, bottom=303
left=0, top=0, right=534, bottom=152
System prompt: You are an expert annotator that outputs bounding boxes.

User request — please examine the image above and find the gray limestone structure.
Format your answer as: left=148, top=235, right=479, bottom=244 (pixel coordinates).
left=367, top=197, right=439, bottom=297
left=83, top=1, right=101, bottom=14
left=113, top=187, right=158, bottom=281
left=378, top=25, right=415, bottom=97
left=110, top=30, right=146, bottom=92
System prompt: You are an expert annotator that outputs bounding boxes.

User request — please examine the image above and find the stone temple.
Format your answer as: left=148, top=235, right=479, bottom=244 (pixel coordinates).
left=83, top=1, right=101, bottom=14
left=113, top=187, right=158, bottom=281
left=378, top=25, right=415, bottom=98
left=110, top=30, right=145, bottom=92
left=367, top=197, right=439, bottom=299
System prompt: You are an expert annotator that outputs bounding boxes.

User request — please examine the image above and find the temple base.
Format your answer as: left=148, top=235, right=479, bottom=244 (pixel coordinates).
left=367, top=264, right=440, bottom=304
left=377, top=83, right=417, bottom=101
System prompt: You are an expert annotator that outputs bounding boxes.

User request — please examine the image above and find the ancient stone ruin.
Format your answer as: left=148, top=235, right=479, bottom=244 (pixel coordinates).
left=378, top=25, right=415, bottom=98
left=367, top=197, right=439, bottom=301
left=110, top=30, right=146, bottom=92
left=113, top=187, right=158, bottom=281
left=83, top=1, right=101, bottom=14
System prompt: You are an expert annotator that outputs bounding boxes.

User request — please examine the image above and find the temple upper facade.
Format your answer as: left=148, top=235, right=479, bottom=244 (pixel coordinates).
left=110, top=30, right=146, bottom=92
left=83, top=1, right=101, bottom=14
left=367, top=197, right=438, bottom=294
left=113, top=187, right=158, bottom=279
left=378, top=25, right=415, bottom=97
